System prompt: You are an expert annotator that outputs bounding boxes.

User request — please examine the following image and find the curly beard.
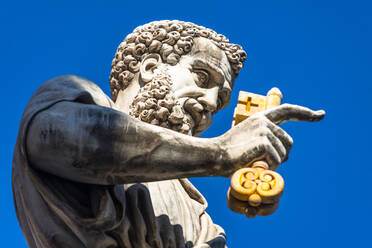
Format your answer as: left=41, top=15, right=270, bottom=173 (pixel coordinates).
left=129, top=69, right=195, bottom=135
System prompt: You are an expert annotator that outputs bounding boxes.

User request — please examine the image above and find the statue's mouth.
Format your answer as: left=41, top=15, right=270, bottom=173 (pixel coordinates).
left=182, top=98, right=210, bottom=136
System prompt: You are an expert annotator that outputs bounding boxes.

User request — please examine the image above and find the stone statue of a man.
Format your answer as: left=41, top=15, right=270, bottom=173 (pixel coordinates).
left=12, top=20, right=325, bottom=248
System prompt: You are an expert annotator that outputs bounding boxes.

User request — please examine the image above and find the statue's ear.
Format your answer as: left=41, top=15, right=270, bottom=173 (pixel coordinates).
left=140, top=54, right=162, bottom=83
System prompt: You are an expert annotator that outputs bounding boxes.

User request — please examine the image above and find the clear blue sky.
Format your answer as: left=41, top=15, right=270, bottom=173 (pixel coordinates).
left=1, top=1, right=371, bottom=247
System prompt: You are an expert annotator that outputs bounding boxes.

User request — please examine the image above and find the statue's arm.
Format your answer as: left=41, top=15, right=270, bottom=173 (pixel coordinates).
left=26, top=100, right=324, bottom=185
left=26, top=101, right=224, bottom=184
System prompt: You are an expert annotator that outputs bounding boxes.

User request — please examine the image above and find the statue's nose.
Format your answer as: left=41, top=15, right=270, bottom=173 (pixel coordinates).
left=197, top=87, right=219, bottom=112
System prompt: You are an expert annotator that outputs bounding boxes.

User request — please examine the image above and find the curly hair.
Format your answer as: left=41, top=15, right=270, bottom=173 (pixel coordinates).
left=109, top=20, right=247, bottom=101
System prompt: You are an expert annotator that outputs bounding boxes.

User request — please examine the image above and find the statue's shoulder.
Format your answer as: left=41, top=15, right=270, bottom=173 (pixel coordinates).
left=32, top=75, right=114, bottom=108
left=19, top=75, right=114, bottom=132
left=38, top=74, right=104, bottom=97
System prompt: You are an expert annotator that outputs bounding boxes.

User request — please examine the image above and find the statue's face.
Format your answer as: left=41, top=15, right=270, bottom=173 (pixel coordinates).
left=165, top=37, right=234, bottom=135
left=127, top=37, right=234, bottom=136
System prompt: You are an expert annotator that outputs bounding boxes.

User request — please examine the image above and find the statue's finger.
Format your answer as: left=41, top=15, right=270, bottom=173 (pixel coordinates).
left=262, top=141, right=281, bottom=170
left=266, top=121, right=293, bottom=161
left=266, top=132, right=286, bottom=162
left=263, top=104, right=325, bottom=125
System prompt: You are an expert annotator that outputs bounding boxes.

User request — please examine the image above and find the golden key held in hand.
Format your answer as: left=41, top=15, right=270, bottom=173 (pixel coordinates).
left=227, top=87, right=285, bottom=218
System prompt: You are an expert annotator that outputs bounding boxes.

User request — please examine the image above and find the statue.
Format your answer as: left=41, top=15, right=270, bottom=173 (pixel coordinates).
left=12, top=20, right=325, bottom=248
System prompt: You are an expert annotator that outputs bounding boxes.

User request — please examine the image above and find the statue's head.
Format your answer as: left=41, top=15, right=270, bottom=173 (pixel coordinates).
left=110, top=20, right=246, bottom=136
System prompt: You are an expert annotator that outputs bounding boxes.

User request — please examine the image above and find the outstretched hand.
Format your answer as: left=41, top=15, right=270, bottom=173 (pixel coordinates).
left=262, top=103, right=325, bottom=124
left=217, top=104, right=325, bottom=176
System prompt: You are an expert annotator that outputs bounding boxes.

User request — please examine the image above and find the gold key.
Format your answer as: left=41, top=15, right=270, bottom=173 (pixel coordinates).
left=227, top=88, right=285, bottom=218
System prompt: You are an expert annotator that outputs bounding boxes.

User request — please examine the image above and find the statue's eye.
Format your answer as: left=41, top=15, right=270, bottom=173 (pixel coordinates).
left=193, top=69, right=209, bottom=87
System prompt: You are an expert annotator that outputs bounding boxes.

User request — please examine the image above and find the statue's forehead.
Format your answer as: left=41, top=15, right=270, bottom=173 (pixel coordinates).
left=191, top=37, right=224, bottom=58
left=190, top=37, right=232, bottom=80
